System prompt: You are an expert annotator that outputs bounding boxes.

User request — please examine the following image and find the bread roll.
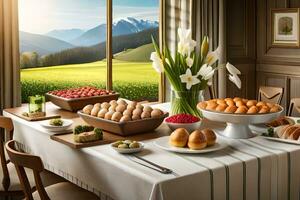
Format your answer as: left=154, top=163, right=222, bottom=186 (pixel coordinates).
left=224, top=106, right=237, bottom=113
left=288, top=127, right=300, bottom=140
left=282, top=126, right=299, bottom=139
left=116, top=104, right=126, bottom=113
left=270, top=105, right=281, bottom=113
left=111, top=112, right=122, bottom=122
left=216, top=104, right=227, bottom=112
left=141, top=111, right=151, bottom=119
left=83, top=105, right=94, bottom=115
left=91, top=106, right=100, bottom=116
left=247, top=106, right=258, bottom=114
left=224, top=98, right=232, bottom=101
left=169, top=128, right=189, bottom=147
left=233, top=97, right=242, bottom=102
left=276, top=125, right=290, bottom=138
left=151, top=109, right=164, bottom=118
left=188, top=130, right=207, bottom=150
left=235, top=100, right=244, bottom=107
left=258, top=105, right=270, bottom=114
left=242, top=99, right=248, bottom=104
left=201, top=129, right=216, bottom=146
left=97, top=108, right=108, bottom=118
left=197, top=102, right=207, bottom=110
left=217, top=99, right=227, bottom=105
left=123, top=109, right=132, bottom=116
left=143, top=106, right=153, bottom=112
left=246, top=100, right=257, bottom=108
left=225, top=99, right=235, bottom=106
left=101, top=102, right=110, bottom=109
left=206, top=102, right=218, bottom=110
left=235, top=106, right=248, bottom=114
left=256, top=101, right=266, bottom=108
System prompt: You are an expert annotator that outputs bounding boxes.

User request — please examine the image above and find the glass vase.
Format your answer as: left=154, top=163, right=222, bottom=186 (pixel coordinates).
left=171, top=90, right=204, bottom=117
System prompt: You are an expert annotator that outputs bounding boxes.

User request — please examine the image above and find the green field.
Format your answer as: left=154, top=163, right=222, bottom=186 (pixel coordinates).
left=21, top=59, right=159, bottom=103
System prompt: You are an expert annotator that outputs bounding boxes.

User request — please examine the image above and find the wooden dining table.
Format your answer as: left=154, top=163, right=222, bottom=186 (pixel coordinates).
left=3, top=102, right=300, bottom=200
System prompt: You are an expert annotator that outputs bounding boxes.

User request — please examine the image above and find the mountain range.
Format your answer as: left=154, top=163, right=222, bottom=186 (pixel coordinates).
left=19, top=17, right=158, bottom=56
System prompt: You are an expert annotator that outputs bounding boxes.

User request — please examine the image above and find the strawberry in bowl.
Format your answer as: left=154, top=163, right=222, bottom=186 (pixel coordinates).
left=46, top=87, right=119, bottom=112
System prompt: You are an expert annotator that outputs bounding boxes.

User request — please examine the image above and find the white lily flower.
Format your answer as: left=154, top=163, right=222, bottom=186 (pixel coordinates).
left=197, top=64, right=214, bottom=80
left=206, top=46, right=220, bottom=65
left=226, top=62, right=241, bottom=75
left=177, top=28, right=197, bottom=56
left=229, top=74, right=241, bottom=89
left=186, top=57, right=194, bottom=67
left=180, top=68, right=200, bottom=90
left=150, top=52, right=163, bottom=73
left=165, top=58, right=171, bottom=66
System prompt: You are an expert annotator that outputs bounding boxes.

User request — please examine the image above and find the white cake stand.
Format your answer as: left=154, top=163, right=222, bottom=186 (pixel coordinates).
left=200, top=108, right=283, bottom=139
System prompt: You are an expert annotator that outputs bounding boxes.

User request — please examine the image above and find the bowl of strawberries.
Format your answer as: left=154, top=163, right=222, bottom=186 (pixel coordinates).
left=46, top=86, right=119, bottom=112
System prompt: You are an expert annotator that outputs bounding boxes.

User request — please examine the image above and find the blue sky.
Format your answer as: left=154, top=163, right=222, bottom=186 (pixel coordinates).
left=19, top=0, right=159, bottom=34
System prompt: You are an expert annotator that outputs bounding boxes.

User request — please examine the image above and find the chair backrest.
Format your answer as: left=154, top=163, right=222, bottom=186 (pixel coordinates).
left=5, top=140, right=50, bottom=200
left=288, top=98, right=300, bottom=116
left=258, top=86, right=283, bottom=104
left=0, top=116, right=14, bottom=191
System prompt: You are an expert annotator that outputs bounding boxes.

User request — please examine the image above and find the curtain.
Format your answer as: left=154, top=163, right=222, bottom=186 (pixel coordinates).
left=0, top=0, right=21, bottom=112
left=164, top=0, right=227, bottom=100
left=164, top=0, right=192, bottom=101
left=191, top=0, right=227, bottom=98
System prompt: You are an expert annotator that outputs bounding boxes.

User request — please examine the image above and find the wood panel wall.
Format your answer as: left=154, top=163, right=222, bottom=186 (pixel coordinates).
left=257, top=0, right=300, bottom=112
left=227, top=0, right=300, bottom=112
left=226, top=0, right=256, bottom=99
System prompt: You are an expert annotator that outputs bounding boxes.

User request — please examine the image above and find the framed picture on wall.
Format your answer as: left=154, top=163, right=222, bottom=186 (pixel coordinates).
left=271, top=8, right=300, bottom=48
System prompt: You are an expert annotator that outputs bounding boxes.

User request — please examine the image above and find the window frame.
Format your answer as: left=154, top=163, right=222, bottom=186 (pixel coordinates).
left=106, top=0, right=165, bottom=102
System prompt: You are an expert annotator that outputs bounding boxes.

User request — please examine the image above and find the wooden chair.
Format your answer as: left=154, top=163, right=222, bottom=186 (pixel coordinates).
left=258, top=86, right=283, bottom=104
left=0, top=116, right=66, bottom=199
left=5, top=140, right=100, bottom=200
left=288, top=98, right=300, bottom=116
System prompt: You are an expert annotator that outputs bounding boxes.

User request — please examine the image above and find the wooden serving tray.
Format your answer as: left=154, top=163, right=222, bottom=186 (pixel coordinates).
left=50, top=134, right=113, bottom=149
left=78, top=111, right=169, bottom=136
left=18, top=114, right=61, bottom=122
left=50, top=126, right=171, bottom=149
left=46, top=93, right=119, bottom=112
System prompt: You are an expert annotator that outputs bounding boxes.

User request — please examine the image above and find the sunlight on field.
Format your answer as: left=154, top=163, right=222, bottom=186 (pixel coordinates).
left=20, top=60, right=159, bottom=102
left=21, top=60, right=158, bottom=83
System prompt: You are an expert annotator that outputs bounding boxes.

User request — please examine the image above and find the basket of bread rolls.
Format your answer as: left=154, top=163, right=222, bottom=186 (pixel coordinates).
left=197, top=97, right=284, bottom=139
left=77, top=99, right=168, bottom=136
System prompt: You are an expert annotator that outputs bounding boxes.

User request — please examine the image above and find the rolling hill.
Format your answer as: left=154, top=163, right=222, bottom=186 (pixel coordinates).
left=19, top=31, right=74, bottom=56
left=71, top=17, right=158, bottom=46
left=114, top=43, right=154, bottom=62
left=46, top=29, right=84, bottom=42
left=40, top=28, right=159, bottom=67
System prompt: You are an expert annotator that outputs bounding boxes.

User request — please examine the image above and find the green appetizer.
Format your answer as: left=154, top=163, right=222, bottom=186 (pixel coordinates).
left=111, top=140, right=141, bottom=149
left=73, top=125, right=103, bottom=143
left=49, top=118, right=63, bottom=126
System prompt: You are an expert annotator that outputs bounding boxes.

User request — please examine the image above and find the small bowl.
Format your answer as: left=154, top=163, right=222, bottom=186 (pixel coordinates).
left=111, top=142, right=144, bottom=154
left=164, top=119, right=202, bottom=133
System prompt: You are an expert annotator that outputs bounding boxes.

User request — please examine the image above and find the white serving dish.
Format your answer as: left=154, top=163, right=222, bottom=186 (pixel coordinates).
left=154, top=136, right=227, bottom=154
left=262, top=136, right=300, bottom=145
left=39, top=119, right=73, bottom=132
left=111, top=142, right=144, bottom=154
left=164, top=120, right=202, bottom=132
left=199, top=107, right=283, bottom=139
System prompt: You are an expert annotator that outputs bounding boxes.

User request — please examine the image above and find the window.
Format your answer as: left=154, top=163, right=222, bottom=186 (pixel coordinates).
left=19, top=0, right=161, bottom=103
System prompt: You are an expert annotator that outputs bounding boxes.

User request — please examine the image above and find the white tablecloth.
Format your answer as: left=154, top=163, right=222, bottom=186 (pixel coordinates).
left=4, top=104, right=300, bottom=200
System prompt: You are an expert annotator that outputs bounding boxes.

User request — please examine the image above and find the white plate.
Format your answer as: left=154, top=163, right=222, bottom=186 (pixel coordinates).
left=39, top=119, right=73, bottom=132
left=262, top=136, right=300, bottom=145
left=154, top=136, right=227, bottom=154
left=111, top=142, right=144, bottom=154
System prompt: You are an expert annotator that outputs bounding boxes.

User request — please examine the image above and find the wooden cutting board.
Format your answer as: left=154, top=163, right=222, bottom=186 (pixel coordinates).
left=17, top=113, right=61, bottom=122
left=50, top=126, right=171, bottom=149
